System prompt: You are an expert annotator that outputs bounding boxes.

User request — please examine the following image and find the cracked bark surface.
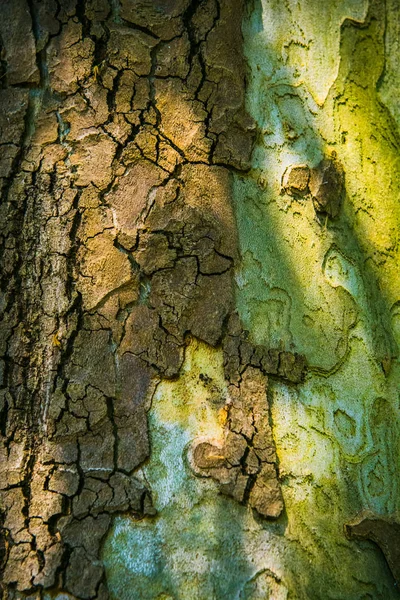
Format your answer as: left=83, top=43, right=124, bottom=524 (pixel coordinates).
left=0, top=1, right=306, bottom=598
left=189, top=312, right=306, bottom=519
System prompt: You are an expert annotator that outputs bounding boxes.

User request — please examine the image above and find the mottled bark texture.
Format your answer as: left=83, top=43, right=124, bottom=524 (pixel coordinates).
left=0, top=1, right=306, bottom=598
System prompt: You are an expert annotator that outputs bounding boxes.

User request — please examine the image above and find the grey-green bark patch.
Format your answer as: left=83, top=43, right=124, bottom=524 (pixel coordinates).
left=231, top=0, right=400, bottom=597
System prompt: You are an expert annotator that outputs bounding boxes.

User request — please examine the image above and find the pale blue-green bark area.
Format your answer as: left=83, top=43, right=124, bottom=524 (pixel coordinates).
left=234, top=0, right=400, bottom=597
left=102, top=1, right=400, bottom=598
left=103, top=340, right=289, bottom=600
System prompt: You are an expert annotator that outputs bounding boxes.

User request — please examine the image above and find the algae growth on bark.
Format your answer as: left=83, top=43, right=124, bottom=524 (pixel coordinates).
left=0, top=0, right=399, bottom=599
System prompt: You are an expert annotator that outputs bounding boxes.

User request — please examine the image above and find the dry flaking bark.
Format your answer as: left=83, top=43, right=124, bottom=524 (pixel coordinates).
left=0, top=1, right=305, bottom=598
left=281, top=154, right=345, bottom=219
left=189, top=312, right=305, bottom=519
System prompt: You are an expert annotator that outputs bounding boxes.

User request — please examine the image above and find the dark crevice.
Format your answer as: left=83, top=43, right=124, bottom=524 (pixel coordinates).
left=76, top=0, right=91, bottom=39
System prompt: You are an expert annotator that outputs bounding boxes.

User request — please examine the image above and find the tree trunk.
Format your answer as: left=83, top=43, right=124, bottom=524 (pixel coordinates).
left=0, top=0, right=399, bottom=599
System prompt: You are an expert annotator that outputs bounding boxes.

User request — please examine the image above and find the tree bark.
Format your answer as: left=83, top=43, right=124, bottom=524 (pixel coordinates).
left=0, top=0, right=399, bottom=599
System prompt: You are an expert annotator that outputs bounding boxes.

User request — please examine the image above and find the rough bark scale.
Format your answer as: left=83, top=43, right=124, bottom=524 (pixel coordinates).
left=0, top=1, right=306, bottom=598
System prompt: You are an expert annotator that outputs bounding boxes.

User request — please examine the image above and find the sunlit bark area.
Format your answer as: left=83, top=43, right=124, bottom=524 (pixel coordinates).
left=0, top=1, right=399, bottom=599
left=232, top=0, right=400, bottom=597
